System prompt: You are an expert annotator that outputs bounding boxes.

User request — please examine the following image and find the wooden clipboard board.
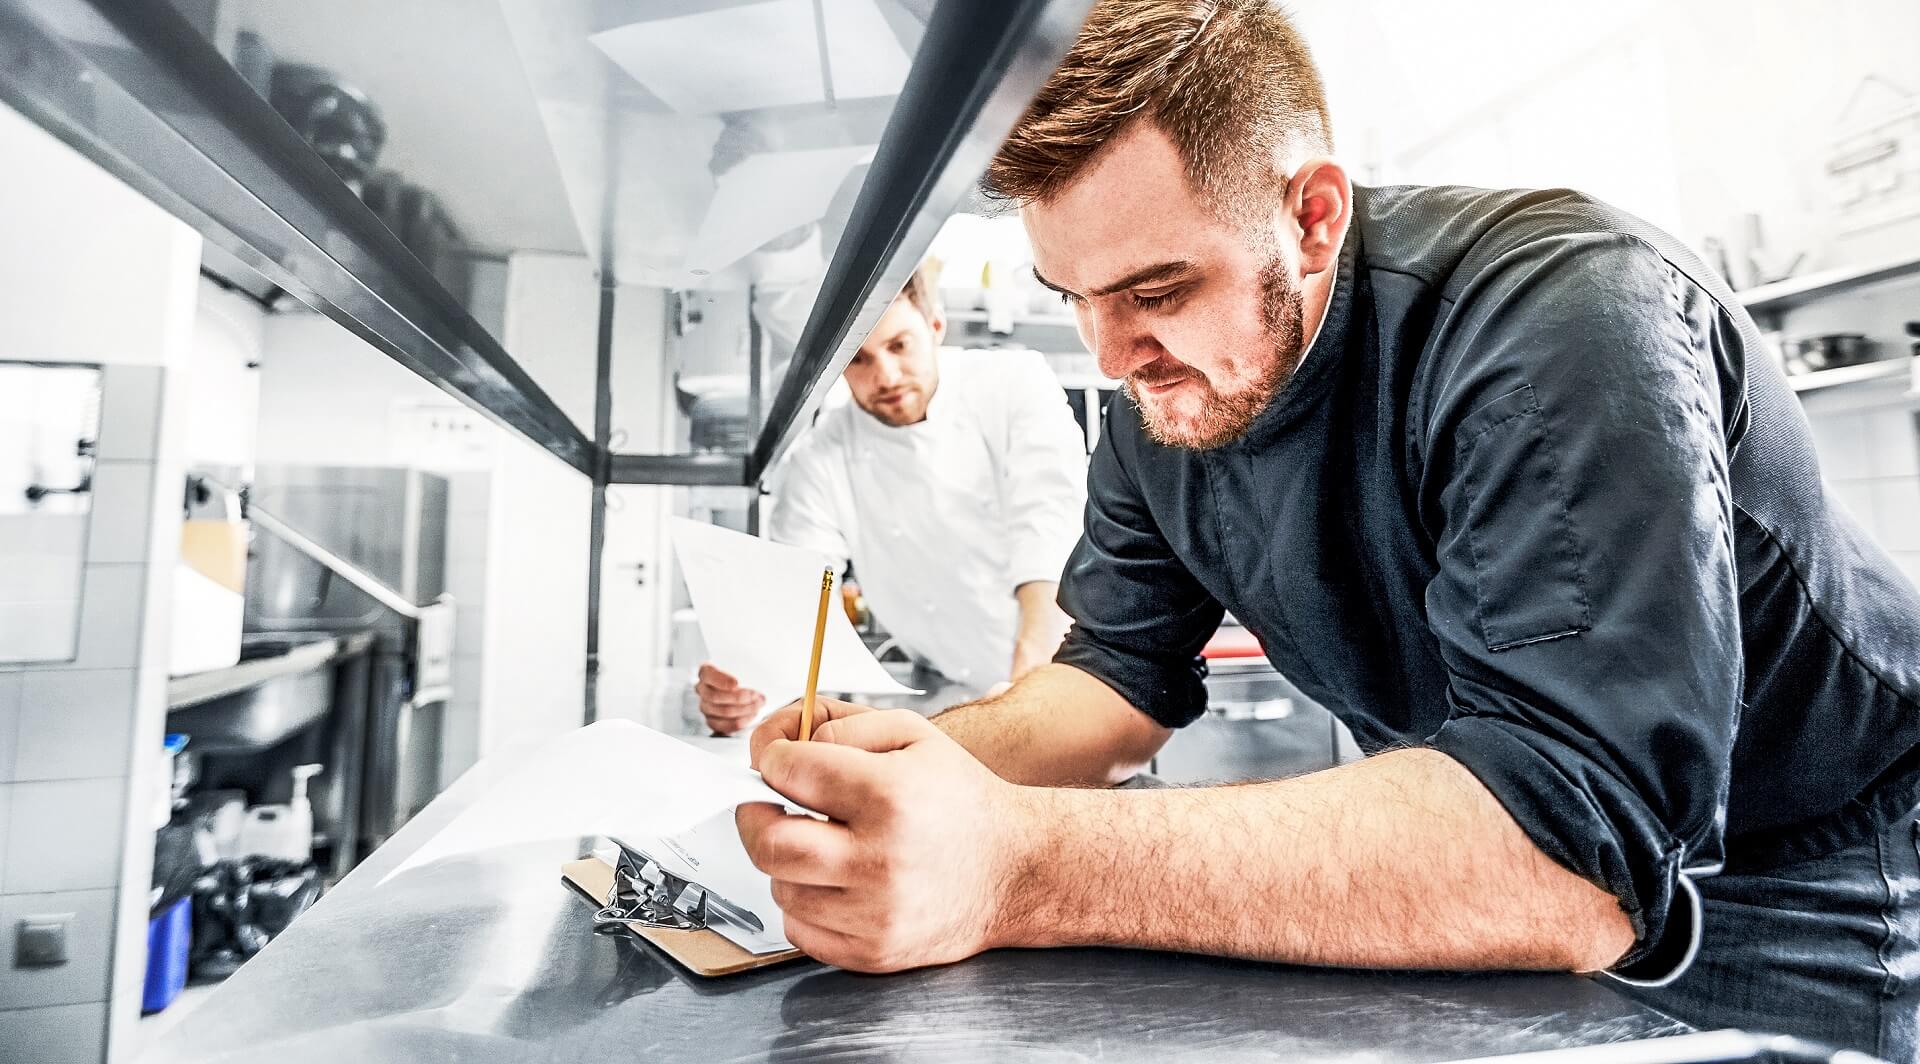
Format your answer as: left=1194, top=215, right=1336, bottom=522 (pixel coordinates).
left=562, top=856, right=807, bottom=977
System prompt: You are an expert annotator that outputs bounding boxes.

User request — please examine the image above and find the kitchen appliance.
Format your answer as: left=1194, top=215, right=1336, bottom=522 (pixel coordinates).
left=244, top=466, right=453, bottom=853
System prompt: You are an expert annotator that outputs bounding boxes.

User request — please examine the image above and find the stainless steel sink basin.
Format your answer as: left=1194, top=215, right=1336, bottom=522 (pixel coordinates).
left=167, top=642, right=337, bottom=753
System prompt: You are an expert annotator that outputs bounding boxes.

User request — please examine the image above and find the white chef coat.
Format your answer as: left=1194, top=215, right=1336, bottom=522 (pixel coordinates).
left=767, top=347, right=1089, bottom=688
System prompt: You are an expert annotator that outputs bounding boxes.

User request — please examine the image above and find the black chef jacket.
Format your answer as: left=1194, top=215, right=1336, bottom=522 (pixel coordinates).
left=1054, top=183, right=1920, bottom=982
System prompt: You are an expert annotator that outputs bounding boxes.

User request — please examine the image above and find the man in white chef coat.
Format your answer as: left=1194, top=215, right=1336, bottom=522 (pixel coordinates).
left=696, top=263, right=1089, bottom=734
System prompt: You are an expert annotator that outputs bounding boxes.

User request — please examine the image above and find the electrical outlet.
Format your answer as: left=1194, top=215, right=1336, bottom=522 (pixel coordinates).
left=15, top=915, right=72, bottom=968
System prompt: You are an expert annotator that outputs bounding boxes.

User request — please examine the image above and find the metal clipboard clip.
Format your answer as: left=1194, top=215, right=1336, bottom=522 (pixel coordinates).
left=591, top=836, right=764, bottom=937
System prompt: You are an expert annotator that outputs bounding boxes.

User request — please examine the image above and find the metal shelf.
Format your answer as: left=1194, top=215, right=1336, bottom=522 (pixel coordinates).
left=0, top=0, right=597, bottom=476
left=1737, top=253, right=1920, bottom=316
left=1786, top=356, right=1916, bottom=394
left=742, top=0, right=1094, bottom=482
left=0, top=0, right=1090, bottom=491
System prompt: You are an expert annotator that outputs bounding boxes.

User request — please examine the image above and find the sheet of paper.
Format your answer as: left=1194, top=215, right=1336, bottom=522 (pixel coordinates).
left=382, top=721, right=801, bottom=884
left=590, top=0, right=911, bottom=115
left=611, top=808, right=793, bottom=955
left=671, top=518, right=917, bottom=714
left=683, top=145, right=873, bottom=277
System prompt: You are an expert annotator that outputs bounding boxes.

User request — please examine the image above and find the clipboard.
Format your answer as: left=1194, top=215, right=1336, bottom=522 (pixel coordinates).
left=562, top=842, right=806, bottom=978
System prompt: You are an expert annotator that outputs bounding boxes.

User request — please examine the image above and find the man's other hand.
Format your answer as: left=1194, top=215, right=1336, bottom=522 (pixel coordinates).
left=695, top=663, right=766, bottom=735
left=736, top=709, right=1034, bottom=972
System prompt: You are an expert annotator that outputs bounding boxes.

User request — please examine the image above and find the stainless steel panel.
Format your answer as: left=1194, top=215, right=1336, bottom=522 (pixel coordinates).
left=245, top=466, right=448, bottom=635
left=166, top=668, right=334, bottom=754
left=140, top=741, right=1694, bottom=1063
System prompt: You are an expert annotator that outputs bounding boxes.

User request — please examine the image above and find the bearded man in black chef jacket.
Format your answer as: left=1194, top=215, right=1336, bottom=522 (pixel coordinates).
left=734, top=3, right=1920, bottom=1056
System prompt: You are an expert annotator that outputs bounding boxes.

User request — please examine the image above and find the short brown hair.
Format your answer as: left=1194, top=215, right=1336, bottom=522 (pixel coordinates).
left=984, top=0, right=1332, bottom=216
left=899, top=258, right=942, bottom=320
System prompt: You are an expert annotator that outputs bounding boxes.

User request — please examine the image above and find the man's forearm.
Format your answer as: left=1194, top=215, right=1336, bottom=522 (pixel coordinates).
left=1009, top=581, right=1072, bottom=679
left=933, top=663, right=1169, bottom=787
left=992, top=747, right=1636, bottom=973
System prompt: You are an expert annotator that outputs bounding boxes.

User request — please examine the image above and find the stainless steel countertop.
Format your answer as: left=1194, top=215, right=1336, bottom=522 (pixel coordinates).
left=138, top=702, right=1691, bottom=1063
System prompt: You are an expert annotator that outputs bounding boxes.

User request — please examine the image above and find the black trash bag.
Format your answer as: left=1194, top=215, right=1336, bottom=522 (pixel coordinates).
left=188, top=857, right=322, bottom=983
left=149, top=816, right=201, bottom=918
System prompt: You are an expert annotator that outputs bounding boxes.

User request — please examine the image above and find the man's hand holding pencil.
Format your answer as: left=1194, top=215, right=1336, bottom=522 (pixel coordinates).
left=736, top=697, right=1035, bottom=973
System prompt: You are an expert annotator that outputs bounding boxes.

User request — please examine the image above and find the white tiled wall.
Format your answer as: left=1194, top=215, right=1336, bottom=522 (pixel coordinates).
left=0, top=366, right=172, bottom=1063
left=0, top=1000, right=108, bottom=1062
left=13, top=672, right=140, bottom=784
left=1803, top=383, right=1920, bottom=588
left=0, top=513, right=88, bottom=665
left=0, top=890, right=116, bottom=1008
left=1, top=96, right=196, bottom=1063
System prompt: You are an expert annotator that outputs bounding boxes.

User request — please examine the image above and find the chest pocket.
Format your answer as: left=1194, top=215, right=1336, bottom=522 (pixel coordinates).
left=1451, top=383, right=1593, bottom=652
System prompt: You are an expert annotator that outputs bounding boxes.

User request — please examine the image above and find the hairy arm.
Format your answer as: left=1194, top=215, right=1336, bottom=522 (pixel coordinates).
left=744, top=712, right=1635, bottom=975
left=995, top=746, right=1634, bottom=971
left=933, top=662, right=1169, bottom=787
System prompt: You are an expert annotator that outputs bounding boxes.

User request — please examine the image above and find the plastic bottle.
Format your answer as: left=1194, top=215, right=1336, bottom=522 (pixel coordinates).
left=236, top=764, right=322, bottom=863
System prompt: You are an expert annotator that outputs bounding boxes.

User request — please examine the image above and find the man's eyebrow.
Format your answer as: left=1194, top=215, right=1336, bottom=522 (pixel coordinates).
left=1032, top=260, right=1198, bottom=299
left=862, top=326, right=910, bottom=351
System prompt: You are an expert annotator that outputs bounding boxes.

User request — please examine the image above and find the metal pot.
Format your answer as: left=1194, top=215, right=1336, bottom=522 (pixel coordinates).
left=1784, top=333, right=1877, bottom=375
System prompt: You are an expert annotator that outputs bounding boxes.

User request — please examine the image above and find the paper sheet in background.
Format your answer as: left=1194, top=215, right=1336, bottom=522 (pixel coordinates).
left=382, top=721, right=800, bottom=884
left=671, top=518, right=918, bottom=716
left=603, top=807, right=792, bottom=955
left=684, top=145, right=873, bottom=276
left=589, top=0, right=911, bottom=114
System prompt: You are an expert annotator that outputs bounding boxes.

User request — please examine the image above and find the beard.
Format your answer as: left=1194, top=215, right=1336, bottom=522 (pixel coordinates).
left=1126, top=258, right=1306, bottom=450
left=854, top=384, right=927, bottom=427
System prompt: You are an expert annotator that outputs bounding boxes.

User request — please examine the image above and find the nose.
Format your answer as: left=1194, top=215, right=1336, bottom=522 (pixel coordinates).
left=872, top=353, right=905, bottom=388
left=1086, top=307, right=1160, bottom=381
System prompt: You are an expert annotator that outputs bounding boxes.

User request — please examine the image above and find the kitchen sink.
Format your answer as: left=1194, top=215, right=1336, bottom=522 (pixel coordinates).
left=167, top=638, right=339, bottom=753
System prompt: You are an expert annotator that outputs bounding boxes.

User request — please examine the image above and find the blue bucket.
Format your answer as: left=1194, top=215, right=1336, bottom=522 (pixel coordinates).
left=142, top=896, right=191, bottom=1014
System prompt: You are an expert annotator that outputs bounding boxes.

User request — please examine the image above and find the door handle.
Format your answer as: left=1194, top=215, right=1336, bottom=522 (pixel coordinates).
left=24, top=472, right=91, bottom=503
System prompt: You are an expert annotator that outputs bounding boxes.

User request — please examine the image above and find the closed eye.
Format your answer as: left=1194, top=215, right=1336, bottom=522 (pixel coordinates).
left=1132, top=288, right=1181, bottom=310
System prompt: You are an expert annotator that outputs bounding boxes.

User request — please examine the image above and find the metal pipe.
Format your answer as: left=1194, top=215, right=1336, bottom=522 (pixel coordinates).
left=196, top=474, right=428, bottom=621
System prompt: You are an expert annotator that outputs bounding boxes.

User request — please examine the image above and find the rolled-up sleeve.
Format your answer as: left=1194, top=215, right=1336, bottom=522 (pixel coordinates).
left=1054, top=398, right=1224, bottom=728
left=997, top=352, right=1090, bottom=590
left=1418, top=234, right=1741, bottom=983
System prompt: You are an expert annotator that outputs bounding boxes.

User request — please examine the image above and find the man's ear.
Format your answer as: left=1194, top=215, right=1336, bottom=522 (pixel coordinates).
left=926, top=307, right=947, bottom=348
left=1287, top=158, right=1351, bottom=277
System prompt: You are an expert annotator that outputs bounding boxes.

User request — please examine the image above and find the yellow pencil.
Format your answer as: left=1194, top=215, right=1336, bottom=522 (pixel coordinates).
left=799, top=566, right=833, bottom=742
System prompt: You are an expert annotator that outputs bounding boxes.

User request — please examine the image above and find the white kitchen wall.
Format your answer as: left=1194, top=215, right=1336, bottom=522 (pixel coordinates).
left=183, top=282, right=265, bottom=476
left=0, top=103, right=200, bottom=1064
left=248, top=254, right=678, bottom=767
left=599, top=286, right=676, bottom=730
left=483, top=253, right=595, bottom=756
left=1803, top=383, right=1920, bottom=588
left=1288, top=0, right=1920, bottom=585
left=1296, top=0, right=1920, bottom=272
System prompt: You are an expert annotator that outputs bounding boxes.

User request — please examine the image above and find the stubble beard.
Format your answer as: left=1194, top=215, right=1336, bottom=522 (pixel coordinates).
left=1128, top=258, right=1306, bottom=450
left=855, top=386, right=926, bottom=428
